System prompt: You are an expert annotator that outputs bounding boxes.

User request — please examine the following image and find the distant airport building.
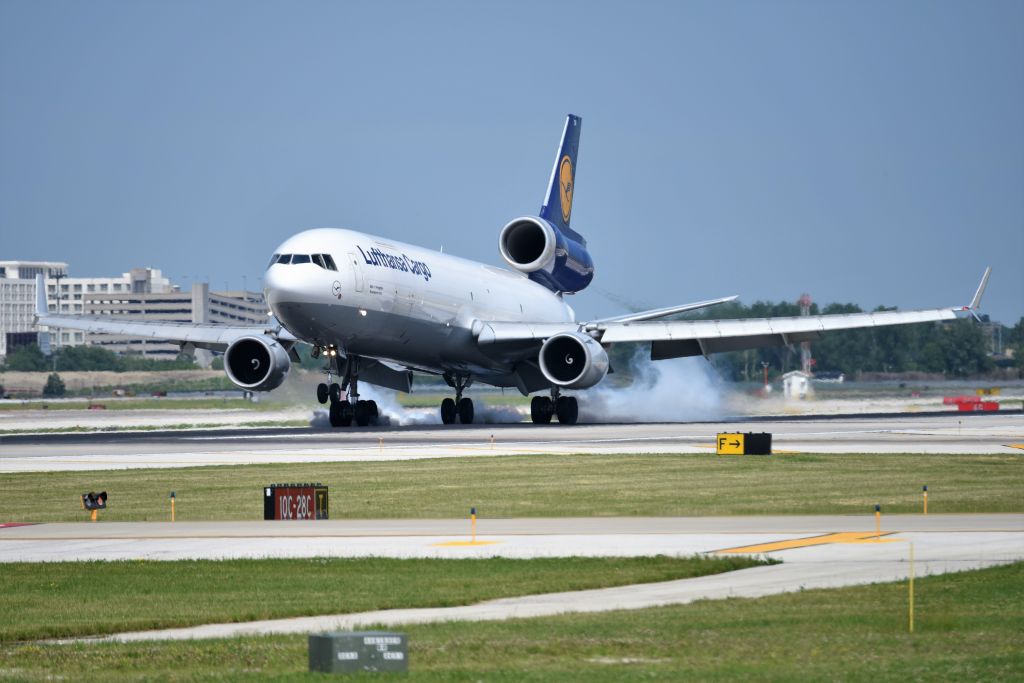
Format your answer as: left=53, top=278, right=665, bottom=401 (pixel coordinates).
left=82, top=282, right=267, bottom=359
left=0, top=260, right=68, bottom=359
left=0, top=259, right=266, bottom=362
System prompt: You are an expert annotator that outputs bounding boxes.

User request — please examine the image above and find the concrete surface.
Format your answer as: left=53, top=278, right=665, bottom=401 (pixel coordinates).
left=23, top=513, right=1017, bottom=643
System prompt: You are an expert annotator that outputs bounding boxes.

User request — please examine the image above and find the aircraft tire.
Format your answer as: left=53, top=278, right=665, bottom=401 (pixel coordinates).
left=329, top=400, right=354, bottom=427
left=440, top=398, right=456, bottom=424
left=316, top=383, right=329, bottom=404
left=457, top=397, right=474, bottom=424
left=328, top=383, right=343, bottom=404
left=354, top=400, right=371, bottom=427
left=556, top=396, right=578, bottom=425
left=531, top=396, right=553, bottom=424
left=367, top=400, right=379, bottom=421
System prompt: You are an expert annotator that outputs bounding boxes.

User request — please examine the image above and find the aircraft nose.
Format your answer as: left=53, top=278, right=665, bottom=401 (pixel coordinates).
left=263, top=263, right=299, bottom=309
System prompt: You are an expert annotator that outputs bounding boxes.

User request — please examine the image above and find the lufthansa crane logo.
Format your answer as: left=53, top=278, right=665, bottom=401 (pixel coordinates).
left=558, top=155, right=574, bottom=223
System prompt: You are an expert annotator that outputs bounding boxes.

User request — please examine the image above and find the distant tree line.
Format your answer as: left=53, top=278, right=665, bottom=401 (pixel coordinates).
left=1, top=344, right=199, bottom=373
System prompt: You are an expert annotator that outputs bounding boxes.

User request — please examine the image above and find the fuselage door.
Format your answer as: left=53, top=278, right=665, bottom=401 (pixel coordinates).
left=347, top=253, right=364, bottom=293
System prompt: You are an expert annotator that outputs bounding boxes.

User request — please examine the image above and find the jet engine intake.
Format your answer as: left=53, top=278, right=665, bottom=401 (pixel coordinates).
left=223, top=335, right=291, bottom=391
left=498, top=216, right=594, bottom=293
left=538, top=332, right=609, bottom=389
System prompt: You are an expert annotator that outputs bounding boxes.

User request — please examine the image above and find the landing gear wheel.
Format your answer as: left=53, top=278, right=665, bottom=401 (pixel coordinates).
left=531, top=396, right=554, bottom=424
left=367, top=400, right=379, bottom=422
left=555, top=396, right=578, bottom=425
left=328, top=383, right=342, bottom=404
left=457, top=397, right=474, bottom=424
left=316, top=383, right=329, bottom=404
left=329, top=400, right=354, bottom=427
left=354, top=400, right=372, bottom=427
left=440, top=398, right=456, bottom=425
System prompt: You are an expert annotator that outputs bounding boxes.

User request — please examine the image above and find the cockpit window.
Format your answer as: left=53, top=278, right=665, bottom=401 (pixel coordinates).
left=273, top=253, right=335, bottom=269
left=267, top=253, right=280, bottom=269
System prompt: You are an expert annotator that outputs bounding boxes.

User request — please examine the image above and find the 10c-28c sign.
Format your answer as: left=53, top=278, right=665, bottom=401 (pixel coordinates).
left=264, top=483, right=329, bottom=520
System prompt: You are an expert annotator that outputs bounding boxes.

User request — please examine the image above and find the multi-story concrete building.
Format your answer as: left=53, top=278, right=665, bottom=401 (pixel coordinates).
left=0, top=260, right=267, bottom=362
left=44, top=267, right=174, bottom=350
left=83, top=282, right=267, bottom=359
left=0, top=260, right=68, bottom=359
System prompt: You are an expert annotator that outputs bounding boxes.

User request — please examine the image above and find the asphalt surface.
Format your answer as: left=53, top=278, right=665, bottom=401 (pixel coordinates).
left=1, top=412, right=1021, bottom=472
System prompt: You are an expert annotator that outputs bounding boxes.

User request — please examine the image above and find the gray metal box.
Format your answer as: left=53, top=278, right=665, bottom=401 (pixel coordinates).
left=309, top=631, right=408, bottom=673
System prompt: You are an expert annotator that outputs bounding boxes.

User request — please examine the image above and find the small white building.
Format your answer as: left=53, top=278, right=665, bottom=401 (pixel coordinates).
left=782, top=370, right=813, bottom=400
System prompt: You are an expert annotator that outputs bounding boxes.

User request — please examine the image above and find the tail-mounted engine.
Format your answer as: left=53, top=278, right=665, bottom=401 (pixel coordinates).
left=499, top=216, right=594, bottom=294
left=538, top=332, right=609, bottom=389
left=224, top=335, right=291, bottom=391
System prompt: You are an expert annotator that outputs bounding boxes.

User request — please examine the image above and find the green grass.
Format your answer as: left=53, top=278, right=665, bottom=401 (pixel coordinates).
left=0, top=420, right=308, bottom=435
left=0, top=397, right=278, bottom=412
left=1, top=453, right=1021, bottom=523
left=0, top=555, right=762, bottom=641
left=0, top=561, right=1019, bottom=680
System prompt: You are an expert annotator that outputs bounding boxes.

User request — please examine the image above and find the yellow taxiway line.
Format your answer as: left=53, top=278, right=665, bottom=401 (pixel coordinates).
left=716, top=531, right=900, bottom=554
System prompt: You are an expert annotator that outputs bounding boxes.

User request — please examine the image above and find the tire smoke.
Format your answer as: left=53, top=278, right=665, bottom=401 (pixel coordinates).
left=309, top=382, right=526, bottom=427
left=576, top=347, right=726, bottom=423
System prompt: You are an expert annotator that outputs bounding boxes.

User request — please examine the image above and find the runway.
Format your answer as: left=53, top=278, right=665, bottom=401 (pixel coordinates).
left=1, top=411, right=1021, bottom=472
left=11, top=514, right=1016, bottom=643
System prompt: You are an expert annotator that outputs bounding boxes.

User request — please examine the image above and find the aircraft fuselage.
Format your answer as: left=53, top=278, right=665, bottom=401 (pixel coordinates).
left=264, top=228, right=574, bottom=383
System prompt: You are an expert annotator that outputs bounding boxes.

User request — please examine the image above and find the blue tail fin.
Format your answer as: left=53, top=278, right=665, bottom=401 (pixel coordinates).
left=539, top=114, right=585, bottom=245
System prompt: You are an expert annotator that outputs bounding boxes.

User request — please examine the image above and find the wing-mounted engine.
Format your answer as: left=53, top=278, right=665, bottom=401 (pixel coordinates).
left=538, top=331, right=609, bottom=389
left=223, top=335, right=291, bottom=391
left=499, top=216, right=594, bottom=293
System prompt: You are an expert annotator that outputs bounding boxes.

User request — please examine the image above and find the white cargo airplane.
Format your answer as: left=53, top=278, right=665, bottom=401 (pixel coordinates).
left=36, top=115, right=991, bottom=427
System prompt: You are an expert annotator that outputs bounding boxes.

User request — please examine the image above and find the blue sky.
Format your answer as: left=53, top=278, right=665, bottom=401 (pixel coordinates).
left=2, top=1, right=1021, bottom=324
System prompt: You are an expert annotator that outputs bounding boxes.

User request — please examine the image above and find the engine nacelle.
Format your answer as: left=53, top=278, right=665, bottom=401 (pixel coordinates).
left=498, top=216, right=594, bottom=293
left=538, top=332, right=609, bottom=389
left=223, top=335, right=291, bottom=391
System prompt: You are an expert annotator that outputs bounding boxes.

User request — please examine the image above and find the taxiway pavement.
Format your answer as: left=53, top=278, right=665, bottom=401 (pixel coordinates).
left=15, top=514, right=1017, bottom=643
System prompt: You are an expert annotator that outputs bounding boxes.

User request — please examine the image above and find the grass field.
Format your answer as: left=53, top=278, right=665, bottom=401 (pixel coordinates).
left=0, top=397, right=278, bottom=412
left=1, top=452, right=1020, bottom=523
left=0, top=561, right=1019, bottom=681
left=0, top=555, right=762, bottom=641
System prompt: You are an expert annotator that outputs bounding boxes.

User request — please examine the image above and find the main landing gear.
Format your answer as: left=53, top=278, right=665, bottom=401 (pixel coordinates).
left=316, top=354, right=378, bottom=428
left=531, top=387, right=578, bottom=425
left=441, top=372, right=474, bottom=424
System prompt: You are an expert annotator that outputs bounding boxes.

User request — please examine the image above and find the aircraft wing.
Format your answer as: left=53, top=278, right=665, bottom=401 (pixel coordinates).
left=33, top=275, right=297, bottom=352
left=478, top=268, right=991, bottom=360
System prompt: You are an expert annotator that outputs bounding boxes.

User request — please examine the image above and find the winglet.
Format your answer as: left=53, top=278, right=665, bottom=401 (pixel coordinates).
left=35, top=274, right=48, bottom=318
left=958, top=267, right=992, bottom=321
left=969, top=267, right=991, bottom=311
